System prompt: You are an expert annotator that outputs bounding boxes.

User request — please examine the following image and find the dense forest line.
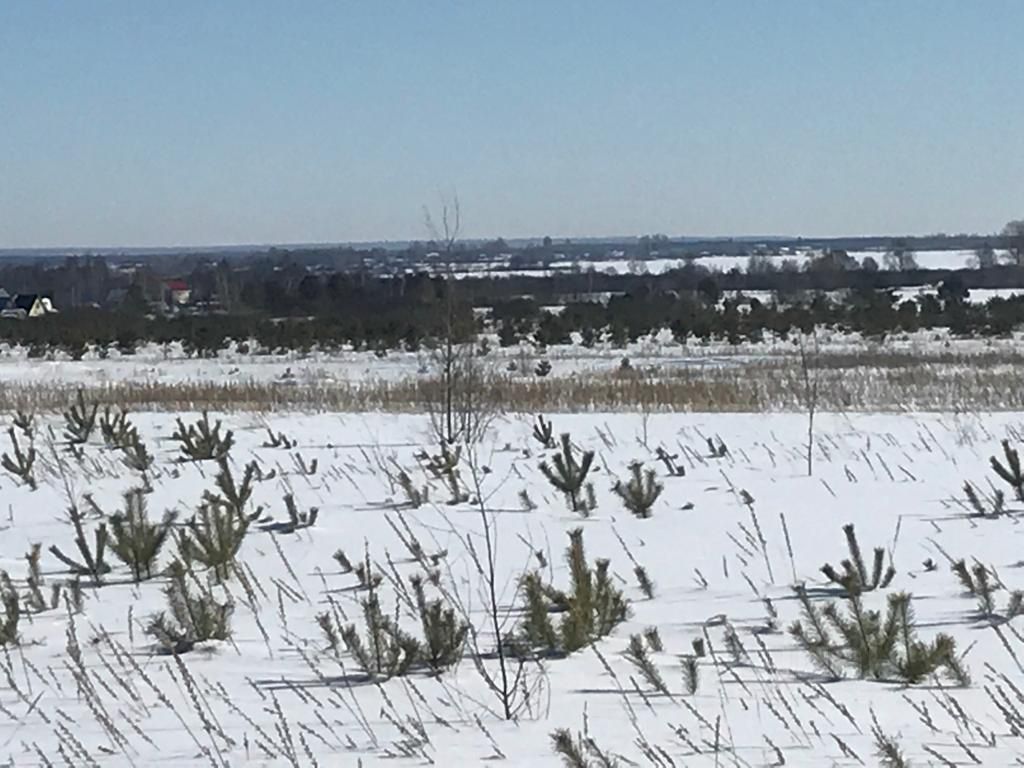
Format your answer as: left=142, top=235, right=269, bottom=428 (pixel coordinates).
left=3, top=272, right=1023, bottom=359
left=8, top=245, right=1024, bottom=313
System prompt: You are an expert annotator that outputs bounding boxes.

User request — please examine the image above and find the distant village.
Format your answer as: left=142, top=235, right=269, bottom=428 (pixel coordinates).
left=0, top=278, right=194, bottom=320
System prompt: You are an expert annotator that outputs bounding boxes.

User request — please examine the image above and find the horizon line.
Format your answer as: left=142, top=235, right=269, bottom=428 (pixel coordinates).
left=0, top=230, right=999, bottom=255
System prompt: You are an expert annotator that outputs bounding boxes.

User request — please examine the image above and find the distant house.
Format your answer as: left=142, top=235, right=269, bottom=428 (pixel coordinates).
left=1, top=294, right=58, bottom=320
left=164, top=280, right=191, bottom=306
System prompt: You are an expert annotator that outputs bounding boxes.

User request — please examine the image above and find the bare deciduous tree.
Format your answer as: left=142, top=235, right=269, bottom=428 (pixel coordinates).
left=429, top=446, right=548, bottom=721
left=422, top=195, right=496, bottom=445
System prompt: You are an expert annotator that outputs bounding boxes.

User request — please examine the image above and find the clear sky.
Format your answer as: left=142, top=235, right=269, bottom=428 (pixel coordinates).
left=1, top=1, right=1022, bottom=248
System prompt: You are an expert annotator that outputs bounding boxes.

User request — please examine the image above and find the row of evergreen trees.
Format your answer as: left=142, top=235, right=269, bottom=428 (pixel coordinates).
left=5, top=283, right=1024, bottom=360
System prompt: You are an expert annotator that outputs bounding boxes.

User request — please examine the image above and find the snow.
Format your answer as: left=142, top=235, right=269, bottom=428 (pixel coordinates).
left=3, top=397, right=1024, bottom=764
left=451, top=249, right=1009, bottom=278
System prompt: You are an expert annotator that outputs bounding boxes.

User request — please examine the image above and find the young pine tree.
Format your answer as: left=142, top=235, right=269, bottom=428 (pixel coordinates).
left=1, top=428, right=36, bottom=490
left=63, top=389, right=98, bottom=445
left=340, top=590, right=421, bottom=680
left=410, top=574, right=468, bottom=673
left=146, top=561, right=233, bottom=654
left=108, top=488, right=176, bottom=582
left=49, top=504, right=111, bottom=583
left=613, top=461, right=663, bottom=518
left=540, top=434, right=595, bottom=514
left=819, top=523, right=895, bottom=595
left=178, top=499, right=249, bottom=582
left=991, top=439, right=1024, bottom=501
left=172, top=412, right=235, bottom=462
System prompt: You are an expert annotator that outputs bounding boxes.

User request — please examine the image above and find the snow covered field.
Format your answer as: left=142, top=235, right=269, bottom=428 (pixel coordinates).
left=451, top=248, right=1007, bottom=278
left=0, top=328, right=1020, bottom=388
left=3, top=387, right=1024, bottom=764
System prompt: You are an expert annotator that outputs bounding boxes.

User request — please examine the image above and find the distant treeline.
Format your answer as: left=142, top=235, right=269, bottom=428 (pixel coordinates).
left=5, top=271, right=1024, bottom=358
left=2, top=230, right=1017, bottom=269
left=9, top=243, right=1024, bottom=316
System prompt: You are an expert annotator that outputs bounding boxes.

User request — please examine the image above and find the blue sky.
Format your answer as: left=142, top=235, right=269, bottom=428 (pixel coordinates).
left=1, top=1, right=1021, bottom=247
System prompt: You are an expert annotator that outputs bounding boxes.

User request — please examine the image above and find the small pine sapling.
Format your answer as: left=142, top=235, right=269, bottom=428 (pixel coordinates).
left=513, top=530, right=628, bottom=657
left=634, top=565, right=655, bottom=599
left=951, top=559, right=1024, bottom=624
left=333, top=549, right=354, bottom=573
left=655, top=446, right=684, bottom=476
left=642, top=626, right=663, bottom=652
left=1, top=428, right=36, bottom=490
left=257, top=494, right=318, bottom=534
left=12, top=410, right=33, bottom=440
left=171, top=412, right=234, bottom=462
left=963, top=481, right=1005, bottom=518
left=99, top=406, right=136, bottom=450
left=762, top=596, right=780, bottom=633
left=560, top=528, right=628, bottom=653
left=723, top=621, right=751, bottom=666
left=613, top=461, right=663, bottom=518
left=178, top=499, right=249, bottom=582
left=624, top=633, right=670, bottom=696
left=871, top=710, right=910, bottom=768
left=515, top=571, right=559, bottom=655
left=49, top=504, right=111, bottom=583
left=411, top=573, right=468, bottom=673
left=316, top=611, right=341, bottom=654
left=706, top=436, right=728, bottom=458
left=549, top=729, right=589, bottom=768
left=24, top=544, right=60, bottom=613
left=291, top=452, right=318, bottom=476
left=120, top=431, right=154, bottom=472
left=397, top=470, right=429, bottom=509
left=422, top=444, right=468, bottom=504
left=681, top=655, right=700, bottom=695
left=203, top=458, right=263, bottom=522
left=533, top=415, right=555, bottom=449
left=550, top=729, right=620, bottom=768
left=540, top=433, right=595, bottom=514
left=789, top=586, right=967, bottom=685
left=353, top=559, right=383, bottom=591
left=820, top=523, right=896, bottom=595
left=991, top=439, right=1024, bottom=501
left=518, top=489, right=537, bottom=511
left=63, top=389, right=98, bottom=445
left=341, top=589, right=421, bottom=680
left=146, top=561, right=233, bottom=654
left=0, top=574, right=20, bottom=646
left=108, top=488, right=176, bottom=582
left=261, top=428, right=293, bottom=449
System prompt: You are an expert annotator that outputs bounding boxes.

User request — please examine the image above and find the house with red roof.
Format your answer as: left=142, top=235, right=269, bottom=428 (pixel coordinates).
left=164, top=279, right=191, bottom=307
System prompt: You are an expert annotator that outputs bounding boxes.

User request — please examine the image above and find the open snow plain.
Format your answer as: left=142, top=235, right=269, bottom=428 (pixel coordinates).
left=2, top=344, right=1024, bottom=765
